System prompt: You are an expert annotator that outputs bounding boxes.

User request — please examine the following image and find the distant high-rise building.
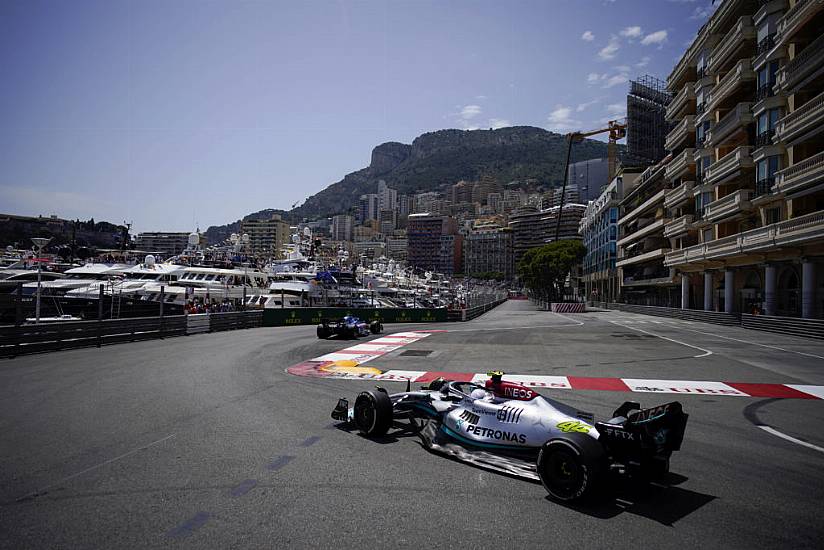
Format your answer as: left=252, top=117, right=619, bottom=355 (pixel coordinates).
left=464, top=220, right=513, bottom=279
left=568, top=158, right=610, bottom=203
left=377, top=180, right=397, bottom=212
left=240, top=214, right=291, bottom=258
left=406, top=213, right=462, bottom=275
left=451, top=180, right=473, bottom=204
left=358, top=194, right=379, bottom=223
left=626, top=75, right=671, bottom=165
left=331, top=214, right=354, bottom=242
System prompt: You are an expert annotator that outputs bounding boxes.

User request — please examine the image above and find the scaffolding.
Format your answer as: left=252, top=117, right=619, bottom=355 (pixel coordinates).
left=626, top=74, right=671, bottom=166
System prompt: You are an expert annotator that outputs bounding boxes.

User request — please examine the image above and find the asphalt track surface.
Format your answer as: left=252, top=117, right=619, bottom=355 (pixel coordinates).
left=2, top=300, right=823, bottom=549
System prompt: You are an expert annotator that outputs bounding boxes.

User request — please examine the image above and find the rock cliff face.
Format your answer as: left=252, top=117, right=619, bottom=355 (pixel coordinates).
left=205, top=126, right=614, bottom=243
left=369, top=142, right=412, bottom=176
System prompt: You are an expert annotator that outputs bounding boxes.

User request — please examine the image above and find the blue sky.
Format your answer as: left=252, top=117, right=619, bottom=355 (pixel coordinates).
left=0, top=0, right=717, bottom=232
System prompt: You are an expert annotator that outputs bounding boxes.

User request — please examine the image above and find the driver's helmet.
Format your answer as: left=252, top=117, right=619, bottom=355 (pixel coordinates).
left=470, top=388, right=490, bottom=400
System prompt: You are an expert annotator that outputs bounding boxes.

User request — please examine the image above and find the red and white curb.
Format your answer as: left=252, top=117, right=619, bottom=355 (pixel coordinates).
left=286, top=331, right=824, bottom=400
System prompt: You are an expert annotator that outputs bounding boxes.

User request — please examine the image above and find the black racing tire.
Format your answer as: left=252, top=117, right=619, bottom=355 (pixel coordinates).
left=353, top=390, right=393, bottom=437
left=369, top=321, right=383, bottom=334
left=316, top=325, right=328, bottom=339
left=537, top=433, right=606, bottom=502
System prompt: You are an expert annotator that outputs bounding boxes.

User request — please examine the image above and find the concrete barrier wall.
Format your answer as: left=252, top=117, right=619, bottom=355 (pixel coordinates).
left=262, top=307, right=447, bottom=327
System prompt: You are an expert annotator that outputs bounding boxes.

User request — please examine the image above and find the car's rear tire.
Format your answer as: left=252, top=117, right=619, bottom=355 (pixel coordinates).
left=370, top=321, right=383, bottom=334
left=316, top=325, right=329, bottom=339
left=537, top=433, right=606, bottom=502
left=353, top=390, right=393, bottom=437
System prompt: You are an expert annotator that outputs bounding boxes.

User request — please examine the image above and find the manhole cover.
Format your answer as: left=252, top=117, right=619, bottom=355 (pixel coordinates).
left=400, top=350, right=433, bottom=357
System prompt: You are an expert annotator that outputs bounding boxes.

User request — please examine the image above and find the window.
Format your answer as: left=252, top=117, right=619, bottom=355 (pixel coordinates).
left=765, top=207, right=781, bottom=225
left=703, top=228, right=713, bottom=242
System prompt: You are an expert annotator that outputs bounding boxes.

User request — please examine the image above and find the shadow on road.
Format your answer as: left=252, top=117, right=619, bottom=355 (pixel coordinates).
left=549, top=474, right=716, bottom=525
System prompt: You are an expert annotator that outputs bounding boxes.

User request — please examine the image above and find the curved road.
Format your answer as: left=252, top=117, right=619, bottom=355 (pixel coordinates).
left=1, top=300, right=823, bottom=549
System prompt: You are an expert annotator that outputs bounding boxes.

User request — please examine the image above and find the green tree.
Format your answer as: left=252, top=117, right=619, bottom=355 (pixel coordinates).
left=517, top=240, right=585, bottom=302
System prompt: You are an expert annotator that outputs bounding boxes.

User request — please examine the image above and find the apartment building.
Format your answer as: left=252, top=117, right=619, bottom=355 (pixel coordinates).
left=406, top=213, right=462, bottom=275
left=616, top=158, right=680, bottom=306
left=580, top=168, right=643, bottom=302
left=663, top=0, right=824, bottom=318
left=508, top=203, right=587, bottom=268
left=240, top=215, right=290, bottom=258
left=463, top=220, right=514, bottom=279
left=331, top=214, right=354, bottom=242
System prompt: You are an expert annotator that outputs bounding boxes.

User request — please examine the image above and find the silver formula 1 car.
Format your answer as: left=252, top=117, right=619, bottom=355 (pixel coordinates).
left=332, top=371, right=688, bottom=502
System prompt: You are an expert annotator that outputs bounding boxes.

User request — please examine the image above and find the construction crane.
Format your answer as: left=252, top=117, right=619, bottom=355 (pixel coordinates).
left=554, top=119, right=627, bottom=241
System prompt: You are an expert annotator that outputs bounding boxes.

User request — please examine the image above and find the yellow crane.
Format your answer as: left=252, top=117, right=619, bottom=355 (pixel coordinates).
left=554, top=119, right=627, bottom=241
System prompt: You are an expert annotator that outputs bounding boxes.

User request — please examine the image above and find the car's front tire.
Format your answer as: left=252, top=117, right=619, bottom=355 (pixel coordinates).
left=353, top=390, right=393, bottom=437
left=537, top=433, right=606, bottom=502
left=316, top=325, right=329, bottom=339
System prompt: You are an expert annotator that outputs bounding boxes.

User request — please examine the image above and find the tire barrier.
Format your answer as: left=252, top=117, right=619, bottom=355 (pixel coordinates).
left=551, top=302, right=586, bottom=313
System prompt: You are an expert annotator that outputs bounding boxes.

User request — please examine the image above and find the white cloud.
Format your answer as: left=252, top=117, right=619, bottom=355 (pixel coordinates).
left=475, top=95, right=488, bottom=100
left=460, top=105, right=482, bottom=119
left=576, top=99, right=599, bottom=112
left=636, top=56, right=651, bottom=68
left=598, top=38, right=620, bottom=60
left=547, top=105, right=580, bottom=131
left=603, top=74, right=628, bottom=88
left=690, top=4, right=718, bottom=20
left=587, top=72, right=602, bottom=83
left=606, top=103, right=626, bottom=115
left=620, top=26, right=642, bottom=39
left=641, top=30, right=668, bottom=46
left=614, top=64, right=631, bottom=73
left=581, top=30, right=595, bottom=42
left=488, top=118, right=511, bottom=129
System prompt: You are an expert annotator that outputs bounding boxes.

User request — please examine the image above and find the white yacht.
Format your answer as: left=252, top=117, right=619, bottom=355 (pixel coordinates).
left=21, top=263, right=128, bottom=296
left=64, top=256, right=184, bottom=300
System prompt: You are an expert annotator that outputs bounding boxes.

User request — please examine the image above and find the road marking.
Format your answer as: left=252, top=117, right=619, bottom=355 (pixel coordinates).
left=229, top=479, right=257, bottom=498
left=652, top=321, right=824, bottom=360
left=607, top=320, right=713, bottom=358
left=298, top=435, right=321, bottom=447
left=759, top=426, right=824, bottom=454
left=550, top=311, right=585, bottom=326
left=18, top=433, right=176, bottom=502
left=266, top=455, right=295, bottom=471
left=167, top=512, right=210, bottom=538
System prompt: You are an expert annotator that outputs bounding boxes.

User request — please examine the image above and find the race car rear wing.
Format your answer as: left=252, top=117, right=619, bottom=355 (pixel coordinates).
left=595, top=401, right=688, bottom=456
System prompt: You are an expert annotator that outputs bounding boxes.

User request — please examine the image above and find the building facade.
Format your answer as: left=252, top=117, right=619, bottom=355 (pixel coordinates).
left=463, top=221, right=514, bottom=279
left=508, top=203, right=587, bottom=268
left=134, top=232, right=193, bottom=257
left=240, top=215, right=290, bottom=258
left=406, top=213, right=462, bottom=275
left=663, top=0, right=824, bottom=318
left=580, top=169, right=642, bottom=302
left=331, top=214, right=354, bottom=242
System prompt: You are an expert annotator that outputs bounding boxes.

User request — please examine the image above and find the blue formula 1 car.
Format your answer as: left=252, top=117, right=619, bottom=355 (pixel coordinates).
left=317, top=315, right=383, bottom=339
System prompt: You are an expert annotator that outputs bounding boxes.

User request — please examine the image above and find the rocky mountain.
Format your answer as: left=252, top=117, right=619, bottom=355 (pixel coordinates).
left=204, top=126, right=613, bottom=243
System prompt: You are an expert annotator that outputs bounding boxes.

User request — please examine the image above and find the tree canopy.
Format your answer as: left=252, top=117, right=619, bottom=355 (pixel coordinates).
left=517, top=240, right=585, bottom=302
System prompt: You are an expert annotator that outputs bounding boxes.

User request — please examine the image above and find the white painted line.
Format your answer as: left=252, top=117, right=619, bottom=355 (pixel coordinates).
left=550, top=311, right=585, bottom=326
left=622, top=378, right=748, bottom=396
left=759, top=426, right=824, bottom=454
left=654, top=321, right=824, bottom=360
left=447, top=323, right=584, bottom=332
left=21, top=433, right=176, bottom=500
left=786, top=385, right=824, bottom=400
left=608, top=320, right=714, bottom=358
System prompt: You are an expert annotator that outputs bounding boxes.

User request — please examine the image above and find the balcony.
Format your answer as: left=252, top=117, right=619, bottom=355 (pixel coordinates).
left=665, top=209, right=824, bottom=266
left=707, top=103, right=753, bottom=147
left=756, top=34, right=775, bottom=57
left=776, top=33, right=824, bottom=92
left=617, top=219, right=667, bottom=247
left=709, top=0, right=746, bottom=35
left=665, top=148, right=696, bottom=182
left=705, top=146, right=754, bottom=186
left=663, top=215, right=695, bottom=238
left=756, top=82, right=775, bottom=102
left=775, top=150, right=824, bottom=196
left=756, top=129, right=775, bottom=148
left=666, top=84, right=696, bottom=121
left=616, top=247, right=670, bottom=268
left=665, top=115, right=695, bottom=152
left=708, top=17, right=755, bottom=75
left=774, top=90, right=824, bottom=144
left=707, top=59, right=756, bottom=111
left=776, top=0, right=824, bottom=45
left=664, top=181, right=695, bottom=209
left=704, top=189, right=754, bottom=222
left=619, top=188, right=667, bottom=226
left=755, top=177, right=776, bottom=197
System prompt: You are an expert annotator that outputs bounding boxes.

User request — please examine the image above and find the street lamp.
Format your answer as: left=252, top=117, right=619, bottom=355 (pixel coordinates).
left=31, top=237, right=52, bottom=324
